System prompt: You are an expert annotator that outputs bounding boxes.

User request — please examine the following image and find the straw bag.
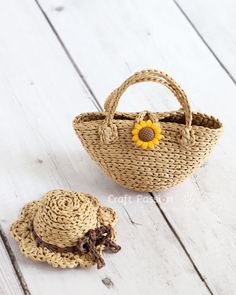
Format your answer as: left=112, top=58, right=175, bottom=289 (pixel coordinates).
left=73, top=70, right=223, bottom=192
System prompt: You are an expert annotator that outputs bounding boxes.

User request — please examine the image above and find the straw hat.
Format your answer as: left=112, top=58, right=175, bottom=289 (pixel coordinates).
left=10, top=190, right=121, bottom=269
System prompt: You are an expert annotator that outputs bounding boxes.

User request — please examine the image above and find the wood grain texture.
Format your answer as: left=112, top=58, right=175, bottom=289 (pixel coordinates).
left=0, top=229, right=25, bottom=295
left=0, top=0, right=211, bottom=294
left=176, top=0, right=236, bottom=82
left=36, top=0, right=236, bottom=294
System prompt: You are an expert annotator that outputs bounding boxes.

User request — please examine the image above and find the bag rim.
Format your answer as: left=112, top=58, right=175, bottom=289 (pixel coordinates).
left=73, top=111, right=223, bottom=131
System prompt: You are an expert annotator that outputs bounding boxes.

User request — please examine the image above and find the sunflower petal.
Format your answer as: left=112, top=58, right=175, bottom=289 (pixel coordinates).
left=154, top=126, right=161, bottom=133
left=153, top=138, right=159, bottom=145
left=136, top=140, right=143, bottom=146
left=155, top=134, right=162, bottom=140
left=140, top=121, right=147, bottom=127
left=146, top=120, right=152, bottom=127
left=132, top=135, right=139, bottom=141
left=141, top=142, right=148, bottom=149
left=134, top=123, right=142, bottom=130
left=148, top=142, right=155, bottom=149
left=152, top=123, right=159, bottom=128
left=132, top=129, right=139, bottom=135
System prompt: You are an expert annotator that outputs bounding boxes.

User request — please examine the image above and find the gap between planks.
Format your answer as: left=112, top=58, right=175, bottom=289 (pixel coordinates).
left=34, top=0, right=102, bottom=112
left=0, top=225, right=31, bottom=295
left=172, top=0, right=236, bottom=86
left=31, top=1, right=221, bottom=294
left=150, top=193, right=214, bottom=295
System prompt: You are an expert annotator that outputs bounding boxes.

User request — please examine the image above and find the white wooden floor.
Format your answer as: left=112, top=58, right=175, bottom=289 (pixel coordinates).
left=0, top=0, right=236, bottom=294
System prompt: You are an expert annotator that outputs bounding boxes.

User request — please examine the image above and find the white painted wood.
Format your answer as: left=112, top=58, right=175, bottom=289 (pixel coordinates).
left=37, top=0, right=236, bottom=294
left=0, top=1, right=211, bottom=295
left=176, top=0, right=236, bottom=80
left=0, top=233, right=24, bottom=295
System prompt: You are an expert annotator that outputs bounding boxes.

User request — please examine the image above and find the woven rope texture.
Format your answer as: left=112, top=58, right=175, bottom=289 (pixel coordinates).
left=10, top=190, right=119, bottom=268
left=73, top=69, right=223, bottom=192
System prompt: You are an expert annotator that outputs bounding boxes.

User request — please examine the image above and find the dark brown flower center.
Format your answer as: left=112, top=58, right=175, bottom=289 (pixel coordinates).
left=139, top=127, right=155, bottom=142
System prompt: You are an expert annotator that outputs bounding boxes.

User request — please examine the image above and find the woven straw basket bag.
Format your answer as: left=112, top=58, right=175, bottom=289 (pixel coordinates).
left=73, top=70, right=223, bottom=192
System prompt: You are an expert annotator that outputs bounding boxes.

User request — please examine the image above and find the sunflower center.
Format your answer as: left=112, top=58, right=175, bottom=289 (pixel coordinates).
left=139, top=127, right=155, bottom=142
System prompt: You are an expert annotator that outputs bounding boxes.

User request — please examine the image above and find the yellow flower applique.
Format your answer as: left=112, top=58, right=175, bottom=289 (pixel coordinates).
left=132, top=120, right=162, bottom=149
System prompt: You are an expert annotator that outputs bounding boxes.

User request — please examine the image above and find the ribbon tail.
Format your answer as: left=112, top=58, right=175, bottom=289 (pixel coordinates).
left=96, top=255, right=105, bottom=269
left=105, top=240, right=121, bottom=253
left=90, top=247, right=105, bottom=269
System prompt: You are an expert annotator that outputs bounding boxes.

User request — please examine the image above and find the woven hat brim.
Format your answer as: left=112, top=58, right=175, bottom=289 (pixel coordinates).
left=10, top=201, right=118, bottom=268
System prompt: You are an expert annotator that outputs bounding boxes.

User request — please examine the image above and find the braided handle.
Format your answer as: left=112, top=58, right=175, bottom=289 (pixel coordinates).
left=100, top=69, right=195, bottom=146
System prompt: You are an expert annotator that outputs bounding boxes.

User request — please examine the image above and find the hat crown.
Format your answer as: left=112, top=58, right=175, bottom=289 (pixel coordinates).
left=33, top=190, right=100, bottom=247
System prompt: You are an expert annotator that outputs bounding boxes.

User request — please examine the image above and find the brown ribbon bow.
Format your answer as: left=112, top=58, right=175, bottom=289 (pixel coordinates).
left=33, top=225, right=121, bottom=269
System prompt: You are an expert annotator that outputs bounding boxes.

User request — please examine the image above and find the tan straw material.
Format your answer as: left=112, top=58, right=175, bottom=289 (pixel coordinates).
left=10, top=190, right=120, bottom=269
left=73, top=69, right=223, bottom=192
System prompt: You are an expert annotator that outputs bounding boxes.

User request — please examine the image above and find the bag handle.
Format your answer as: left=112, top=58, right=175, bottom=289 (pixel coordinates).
left=99, top=69, right=195, bottom=146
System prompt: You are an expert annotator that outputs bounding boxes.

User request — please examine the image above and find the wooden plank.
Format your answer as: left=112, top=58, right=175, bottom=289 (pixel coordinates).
left=0, top=1, right=210, bottom=295
left=175, top=0, right=236, bottom=82
left=0, top=229, right=25, bottom=295
left=36, top=0, right=236, bottom=294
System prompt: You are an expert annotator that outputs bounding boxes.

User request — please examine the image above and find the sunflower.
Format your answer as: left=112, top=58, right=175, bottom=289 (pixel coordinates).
left=132, top=120, right=162, bottom=149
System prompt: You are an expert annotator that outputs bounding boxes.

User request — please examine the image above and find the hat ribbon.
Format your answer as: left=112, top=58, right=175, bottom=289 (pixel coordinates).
left=32, top=225, right=121, bottom=269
